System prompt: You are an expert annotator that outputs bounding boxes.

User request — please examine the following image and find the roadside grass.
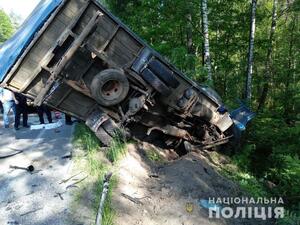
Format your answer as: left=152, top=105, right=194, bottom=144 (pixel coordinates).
left=72, top=122, right=127, bottom=225
left=106, top=132, right=127, bottom=163
left=213, top=148, right=300, bottom=224
left=208, top=151, right=268, bottom=198
left=144, top=146, right=163, bottom=162
left=221, top=164, right=268, bottom=198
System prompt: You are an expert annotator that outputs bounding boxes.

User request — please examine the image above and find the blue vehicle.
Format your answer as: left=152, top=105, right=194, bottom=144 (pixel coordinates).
left=0, top=0, right=252, bottom=150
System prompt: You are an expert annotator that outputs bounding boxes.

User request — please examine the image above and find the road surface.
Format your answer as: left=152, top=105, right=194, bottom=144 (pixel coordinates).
left=0, top=114, right=75, bottom=225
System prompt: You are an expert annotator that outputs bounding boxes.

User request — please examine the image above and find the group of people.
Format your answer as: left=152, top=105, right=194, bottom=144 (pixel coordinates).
left=0, top=87, right=72, bottom=130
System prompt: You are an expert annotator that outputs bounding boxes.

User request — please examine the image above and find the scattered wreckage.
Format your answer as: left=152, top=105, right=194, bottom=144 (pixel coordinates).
left=0, top=0, right=254, bottom=152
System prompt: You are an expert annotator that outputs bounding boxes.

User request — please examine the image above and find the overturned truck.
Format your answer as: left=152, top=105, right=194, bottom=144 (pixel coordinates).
left=0, top=0, right=253, bottom=151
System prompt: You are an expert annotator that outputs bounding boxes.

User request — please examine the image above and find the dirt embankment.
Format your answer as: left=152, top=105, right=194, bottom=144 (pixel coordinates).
left=112, top=143, right=268, bottom=225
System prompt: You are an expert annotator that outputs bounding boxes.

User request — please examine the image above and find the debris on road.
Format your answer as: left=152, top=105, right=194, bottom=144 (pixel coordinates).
left=20, top=207, right=43, bottom=217
left=54, top=192, right=65, bottom=201
left=65, top=175, right=88, bottom=190
left=61, top=153, right=72, bottom=160
left=59, top=171, right=83, bottom=184
left=7, top=221, right=19, bottom=225
left=0, top=149, right=23, bottom=159
left=121, top=193, right=144, bottom=205
left=30, top=120, right=63, bottom=130
left=9, top=165, right=35, bottom=173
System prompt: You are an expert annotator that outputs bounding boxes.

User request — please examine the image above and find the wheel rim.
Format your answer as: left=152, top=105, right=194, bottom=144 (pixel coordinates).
left=100, top=79, right=123, bottom=101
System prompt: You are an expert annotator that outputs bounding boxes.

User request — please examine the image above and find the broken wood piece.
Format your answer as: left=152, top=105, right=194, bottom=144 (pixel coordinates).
left=59, top=171, right=83, bottom=184
left=66, top=175, right=87, bottom=189
left=95, top=172, right=113, bottom=225
left=148, top=174, right=159, bottom=178
left=121, top=193, right=143, bottom=205
left=20, top=207, right=43, bottom=216
left=54, top=192, right=65, bottom=200
left=61, top=153, right=72, bottom=159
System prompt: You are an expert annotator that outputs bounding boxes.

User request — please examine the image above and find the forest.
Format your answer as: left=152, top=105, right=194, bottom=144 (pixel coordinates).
left=100, top=0, right=300, bottom=221
left=0, top=0, right=299, bottom=223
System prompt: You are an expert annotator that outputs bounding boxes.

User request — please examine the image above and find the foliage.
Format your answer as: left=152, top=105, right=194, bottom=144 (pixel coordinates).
left=104, top=0, right=299, bottom=110
left=228, top=116, right=300, bottom=221
left=276, top=204, right=300, bottom=225
left=243, top=117, right=300, bottom=200
left=73, top=123, right=127, bottom=225
left=145, top=147, right=163, bottom=162
left=0, top=10, right=14, bottom=44
left=106, top=132, right=127, bottom=163
left=103, top=0, right=299, bottom=216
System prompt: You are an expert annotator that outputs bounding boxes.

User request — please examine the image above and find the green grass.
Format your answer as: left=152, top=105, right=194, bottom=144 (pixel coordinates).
left=145, top=147, right=163, bottom=162
left=72, top=123, right=127, bottom=225
left=106, top=133, right=127, bottom=163
left=208, top=150, right=268, bottom=198
left=221, top=165, right=268, bottom=198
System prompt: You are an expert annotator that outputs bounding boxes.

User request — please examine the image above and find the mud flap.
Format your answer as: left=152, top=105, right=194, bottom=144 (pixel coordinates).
left=85, top=109, right=112, bottom=146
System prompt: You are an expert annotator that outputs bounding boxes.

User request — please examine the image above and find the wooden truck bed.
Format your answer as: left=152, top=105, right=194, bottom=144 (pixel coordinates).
left=0, top=0, right=244, bottom=150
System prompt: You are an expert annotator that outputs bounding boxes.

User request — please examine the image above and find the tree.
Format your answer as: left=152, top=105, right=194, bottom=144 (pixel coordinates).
left=9, top=12, right=22, bottom=30
left=0, top=10, right=14, bottom=44
left=257, top=0, right=278, bottom=111
left=245, top=0, right=257, bottom=103
left=186, top=1, right=195, bottom=74
left=201, top=0, right=212, bottom=83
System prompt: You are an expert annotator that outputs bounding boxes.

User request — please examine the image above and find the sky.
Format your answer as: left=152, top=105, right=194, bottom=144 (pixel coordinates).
left=0, top=0, right=41, bottom=23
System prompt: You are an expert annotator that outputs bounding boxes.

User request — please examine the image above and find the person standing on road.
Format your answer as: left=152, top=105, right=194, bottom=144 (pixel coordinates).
left=0, top=87, right=18, bottom=128
left=37, top=104, right=52, bottom=124
left=65, top=114, right=73, bottom=125
left=14, top=93, right=29, bottom=130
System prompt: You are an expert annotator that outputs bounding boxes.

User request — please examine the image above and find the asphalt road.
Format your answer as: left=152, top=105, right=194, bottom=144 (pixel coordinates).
left=0, top=114, right=75, bottom=225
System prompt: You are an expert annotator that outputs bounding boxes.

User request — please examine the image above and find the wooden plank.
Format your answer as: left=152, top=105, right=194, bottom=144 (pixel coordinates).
left=57, top=11, right=73, bottom=26
left=106, top=44, right=133, bottom=65
left=25, top=71, right=49, bottom=96
left=67, top=0, right=87, bottom=15
left=34, top=11, right=104, bottom=106
left=88, top=30, right=110, bottom=50
left=64, top=54, right=94, bottom=81
left=114, top=29, right=142, bottom=54
left=30, top=40, right=52, bottom=59
left=72, top=5, right=95, bottom=34
left=55, top=88, right=72, bottom=107
left=64, top=79, right=92, bottom=98
left=100, top=26, right=120, bottom=52
left=19, top=1, right=90, bottom=93
left=85, top=44, right=119, bottom=68
left=59, top=91, right=95, bottom=117
left=45, top=19, right=68, bottom=42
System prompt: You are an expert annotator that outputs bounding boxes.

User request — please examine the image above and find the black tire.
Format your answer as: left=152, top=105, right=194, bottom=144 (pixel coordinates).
left=95, top=126, right=113, bottom=146
left=148, top=59, right=180, bottom=88
left=90, top=69, right=129, bottom=107
left=140, top=68, right=171, bottom=96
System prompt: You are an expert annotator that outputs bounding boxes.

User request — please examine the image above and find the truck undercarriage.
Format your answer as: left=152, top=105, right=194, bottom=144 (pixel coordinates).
left=0, top=0, right=254, bottom=152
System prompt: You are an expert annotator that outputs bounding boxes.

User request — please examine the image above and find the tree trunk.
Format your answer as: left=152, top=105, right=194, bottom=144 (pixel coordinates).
left=186, top=3, right=195, bottom=73
left=257, top=0, right=278, bottom=111
left=283, top=13, right=296, bottom=117
left=245, top=0, right=257, bottom=103
left=201, top=0, right=212, bottom=83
